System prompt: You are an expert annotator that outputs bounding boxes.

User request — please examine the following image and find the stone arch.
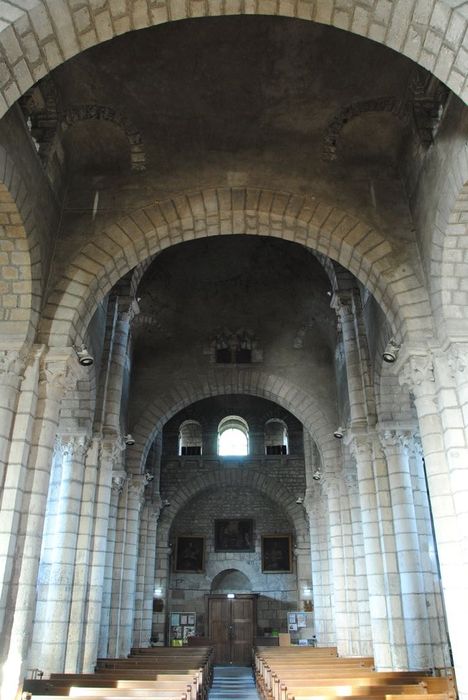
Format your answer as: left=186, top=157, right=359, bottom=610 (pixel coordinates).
left=61, top=105, right=146, bottom=172
left=210, top=569, right=253, bottom=593
left=158, top=470, right=307, bottom=544
left=0, top=145, right=41, bottom=346
left=125, top=368, right=339, bottom=477
left=39, top=187, right=433, bottom=348
left=0, top=1, right=467, bottom=121
left=322, top=96, right=409, bottom=161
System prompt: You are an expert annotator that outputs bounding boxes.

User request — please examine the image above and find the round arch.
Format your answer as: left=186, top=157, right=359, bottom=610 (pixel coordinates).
left=39, top=187, right=433, bottom=347
left=124, top=368, right=340, bottom=477
left=210, top=569, right=253, bottom=593
left=158, top=471, right=307, bottom=544
left=0, top=2, right=467, bottom=123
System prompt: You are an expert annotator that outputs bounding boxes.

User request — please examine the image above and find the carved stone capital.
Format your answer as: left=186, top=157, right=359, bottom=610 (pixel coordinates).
left=112, top=469, right=127, bottom=494
left=0, top=349, right=26, bottom=388
left=348, top=434, right=373, bottom=463
left=101, top=433, right=126, bottom=465
left=447, top=343, right=468, bottom=377
left=128, top=474, right=149, bottom=506
left=59, top=433, right=90, bottom=459
left=398, top=354, right=434, bottom=392
left=330, top=291, right=353, bottom=318
left=40, top=350, right=81, bottom=400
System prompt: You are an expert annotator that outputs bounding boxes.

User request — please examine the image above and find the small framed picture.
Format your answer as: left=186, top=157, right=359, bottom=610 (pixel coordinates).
left=262, top=534, right=292, bottom=573
left=175, top=536, right=204, bottom=572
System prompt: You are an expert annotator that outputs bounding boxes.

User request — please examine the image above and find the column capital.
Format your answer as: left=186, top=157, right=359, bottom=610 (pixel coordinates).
left=40, top=348, right=83, bottom=400
left=101, top=431, right=126, bottom=463
left=378, top=427, right=413, bottom=456
left=446, top=342, right=468, bottom=377
left=59, top=433, right=90, bottom=459
left=0, top=348, right=27, bottom=387
left=396, top=351, right=434, bottom=393
left=346, top=431, right=373, bottom=461
left=112, top=469, right=127, bottom=494
left=128, top=473, right=151, bottom=505
left=330, top=290, right=354, bottom=317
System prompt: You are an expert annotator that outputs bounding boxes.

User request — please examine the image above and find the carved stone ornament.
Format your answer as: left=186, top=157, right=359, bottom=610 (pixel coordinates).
left=60, top=434, right=90, bottom=458
left=0, top=349, right=26, bottom=387
left=112, top=470, right=127, bottom=494
left=447, top=344, right=468, bottom=377
left=101, top=434, right=126, bottom=465
left=398, top=355, right=434, bottom=392
left=41, top=352, right=80, bottom=399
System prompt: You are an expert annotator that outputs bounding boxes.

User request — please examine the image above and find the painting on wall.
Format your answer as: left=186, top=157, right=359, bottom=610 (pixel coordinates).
left=214, top=519, right=254, bottom=552
left=261, top=535, right=292, bottom=572
left=175, top=536, right=204, bottom=572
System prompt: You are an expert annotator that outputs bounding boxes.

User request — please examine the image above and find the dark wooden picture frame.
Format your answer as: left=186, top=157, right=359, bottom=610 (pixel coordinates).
left=261, top=534, right=292, bottom=572
left=175, top=536, right=205, bottom=572
left=214, top=519, right=254, bottom=552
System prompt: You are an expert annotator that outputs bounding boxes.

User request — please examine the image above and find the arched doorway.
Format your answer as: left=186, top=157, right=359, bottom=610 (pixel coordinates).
left=209, top=570, right=256, bottom=666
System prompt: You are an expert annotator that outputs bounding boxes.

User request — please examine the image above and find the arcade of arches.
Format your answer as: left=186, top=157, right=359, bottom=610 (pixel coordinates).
left=0, top=5, right=468, bottom=700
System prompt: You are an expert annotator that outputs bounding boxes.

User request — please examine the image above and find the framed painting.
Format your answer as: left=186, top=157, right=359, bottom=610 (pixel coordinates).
left=175, top=536, right=204, bottom=572
left=214, top=519, right=254, bottom=552
left=261, top=534, right=292, bottom=573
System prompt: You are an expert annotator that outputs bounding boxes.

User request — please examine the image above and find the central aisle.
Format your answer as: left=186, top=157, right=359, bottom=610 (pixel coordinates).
left=208, top=665, right=261, bottom=700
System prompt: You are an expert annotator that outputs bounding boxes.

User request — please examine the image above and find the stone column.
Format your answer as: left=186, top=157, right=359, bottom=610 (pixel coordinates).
left=0, top=349, right=25, bottom=486
left=98, top=469, right=126, bottom=658
left=0, top=347, right=39, bottom=644
left=304, top=489, right=335, bottom=645
left=1, top=349, right=79, bottom=700
left=322, top=473, right=350, bottom=656
left=32, top=433, right=89, bottom=673
left=379, top=429, right=432, bottom=669
left=407, top=437, right=451, bottom=669
left=331, top=291, right=368, bottom=427
left=343, top=463, right=372, bottom=656
left=118, top=475, right=148, bottom=656
left=348, top=435, right=393, bottom=669
left=81, top=435, right=124, bottom=672
left=398, top=353, right=466, bottom=692
left=133, top=502, right=160, bottom=648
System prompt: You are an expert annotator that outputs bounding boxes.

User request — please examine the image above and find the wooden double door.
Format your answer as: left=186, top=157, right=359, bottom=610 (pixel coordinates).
left=208, top=595, right=256, bottom=665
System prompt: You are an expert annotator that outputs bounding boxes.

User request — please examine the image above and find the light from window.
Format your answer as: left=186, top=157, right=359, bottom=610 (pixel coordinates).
left=219, top=428, right=248, bottom=456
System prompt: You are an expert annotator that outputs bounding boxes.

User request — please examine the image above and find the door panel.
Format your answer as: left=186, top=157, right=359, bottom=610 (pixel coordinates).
left=209, top=598, right=230, bottom=664
left=231, top=598, right=254, bottom=665
left=208, top=596, right=255, bottom=665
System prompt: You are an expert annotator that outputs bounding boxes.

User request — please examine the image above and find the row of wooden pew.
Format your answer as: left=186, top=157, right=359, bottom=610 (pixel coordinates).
left=253, top=647, right=456, bottom=700
left=22, top=646, right=214, bottom=700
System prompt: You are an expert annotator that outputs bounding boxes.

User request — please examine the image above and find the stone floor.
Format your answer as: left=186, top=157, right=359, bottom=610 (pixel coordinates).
left=208, top=665, right=261, bottom=700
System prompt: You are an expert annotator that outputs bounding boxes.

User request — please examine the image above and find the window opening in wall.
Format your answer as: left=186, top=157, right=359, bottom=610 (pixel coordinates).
left=178, top=420, right=202, bottom=456
left=264, top=419, right=288, bottom=455
left=218, top=415, right=249, bottom=456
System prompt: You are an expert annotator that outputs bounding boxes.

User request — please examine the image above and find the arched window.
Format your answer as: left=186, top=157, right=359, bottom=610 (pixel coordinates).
left=264, top=419, right=288, bottom=455
left=179, top=420, right=202, bottom=456
left=218, top=416, right=249, bottom=456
